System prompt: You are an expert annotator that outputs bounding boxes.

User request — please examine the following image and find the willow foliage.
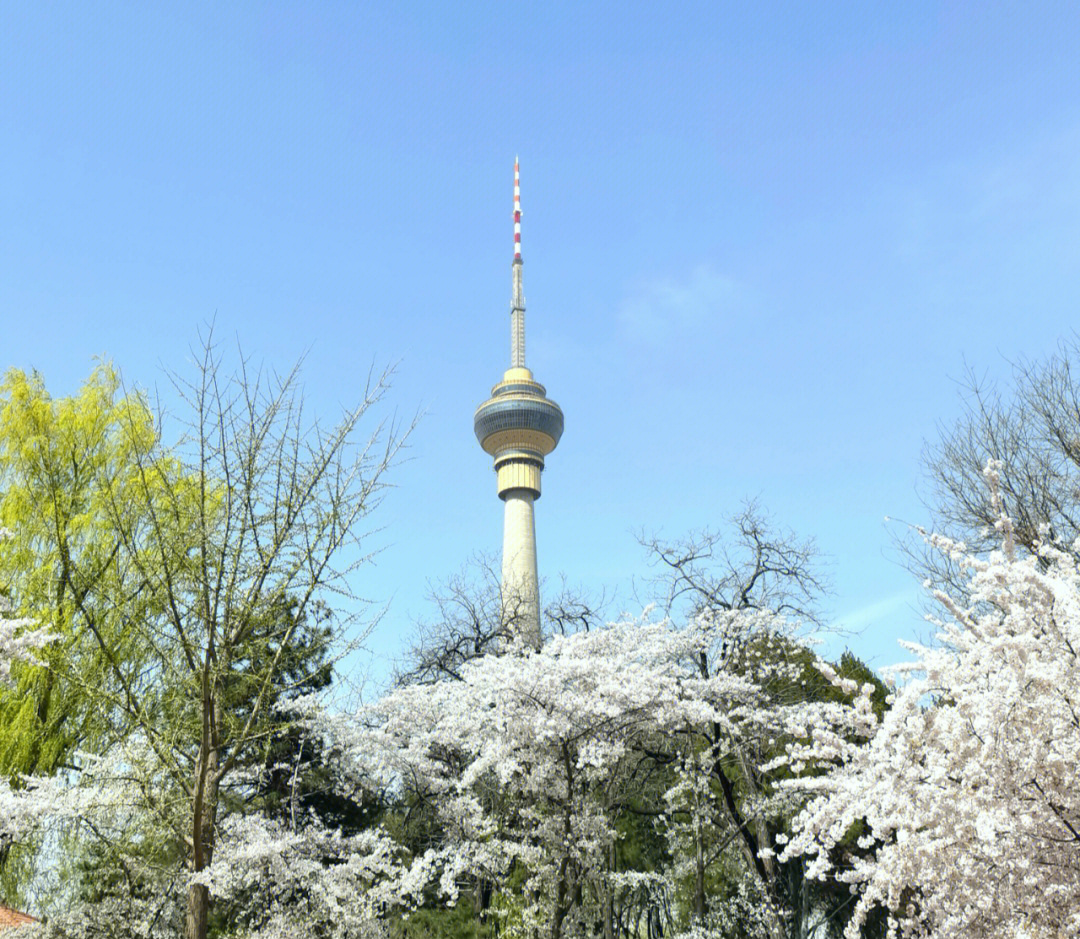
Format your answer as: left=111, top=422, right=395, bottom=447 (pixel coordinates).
left=0, top=365, right=178, bottom=777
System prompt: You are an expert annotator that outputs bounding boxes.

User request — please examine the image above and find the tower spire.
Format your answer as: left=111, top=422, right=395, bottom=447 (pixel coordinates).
left=511, top=157, right=526, bottom=369
left=513, top=155, right=522, bottom=263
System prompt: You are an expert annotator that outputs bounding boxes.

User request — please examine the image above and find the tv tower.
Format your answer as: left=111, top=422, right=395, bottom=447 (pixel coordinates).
left=474, top=159, right=564, bottom=646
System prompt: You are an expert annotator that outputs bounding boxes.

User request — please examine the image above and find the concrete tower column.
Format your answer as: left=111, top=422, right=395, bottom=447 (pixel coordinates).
left=501, top=490, right=540, bottom=635
left=474, top=159, right=563, bottom=647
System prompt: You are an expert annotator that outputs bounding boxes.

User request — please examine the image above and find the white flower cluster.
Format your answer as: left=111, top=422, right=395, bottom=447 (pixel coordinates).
left=0, top=530, right=58, bottom=853
left=0, top=594, right=53, bottom=687
left=270, top=610, right=853, bottom=934
left=782, top=481, right=1080, bottom=938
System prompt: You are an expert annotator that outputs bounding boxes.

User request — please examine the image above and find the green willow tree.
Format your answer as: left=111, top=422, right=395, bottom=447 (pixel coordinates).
left=0, top=364, right=159, bottom=779
left=0, top=366, right=168, bottom=904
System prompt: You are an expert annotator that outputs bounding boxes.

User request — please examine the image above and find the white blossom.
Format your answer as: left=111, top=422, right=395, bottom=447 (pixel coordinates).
left=782, top=479, right=1080, bottom=938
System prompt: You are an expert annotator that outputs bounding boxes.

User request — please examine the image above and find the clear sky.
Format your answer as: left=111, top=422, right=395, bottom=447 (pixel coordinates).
left=2, top=2, right=1079, bottom=686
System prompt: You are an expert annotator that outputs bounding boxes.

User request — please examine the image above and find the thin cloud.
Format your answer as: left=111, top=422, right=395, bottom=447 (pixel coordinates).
left=617, top=264, right=740, bottom=344
left=829, top=588, right=920, bottom=635
left=894, top=122, right=1080, bottom=266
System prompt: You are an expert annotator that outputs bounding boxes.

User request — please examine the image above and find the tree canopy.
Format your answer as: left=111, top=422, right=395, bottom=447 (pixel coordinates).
left=8, top=341, right=1080, bottom=939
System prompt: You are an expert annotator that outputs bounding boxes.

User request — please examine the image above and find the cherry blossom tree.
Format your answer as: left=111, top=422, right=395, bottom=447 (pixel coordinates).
left=781, top=464, right=1080, bottom=938
left=196, top=608, right=866, bottom=939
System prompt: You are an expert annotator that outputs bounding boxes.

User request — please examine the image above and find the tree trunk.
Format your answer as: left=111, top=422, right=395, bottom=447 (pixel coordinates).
left=709, top=736, right=787, bottom=939
left=602, top=841, right=616, bottom=939
left=694, top=828, right=706, bottom=924
left=692, top=772, right=706, bottom=924
left=550, top=853, right=570, bottom=939
left=185, top=882, right=210, bottom=939
left=186, top=733, right=220, bottom=939
left=785, top=859, right=808, bottom=939
left=550, top=743, right=575, bottom=939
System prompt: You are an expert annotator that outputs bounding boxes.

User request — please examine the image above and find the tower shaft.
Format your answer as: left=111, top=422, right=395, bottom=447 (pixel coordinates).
left=502, top=491, right=540, bottom=634
left=474, top=159, right=563, bottom=646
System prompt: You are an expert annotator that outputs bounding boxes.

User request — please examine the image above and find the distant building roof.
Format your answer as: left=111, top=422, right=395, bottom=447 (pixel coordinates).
left=0, top=904, right=37, bottom=930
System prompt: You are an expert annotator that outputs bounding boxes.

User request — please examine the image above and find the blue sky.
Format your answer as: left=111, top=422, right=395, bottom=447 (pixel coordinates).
left=2, top=2, right=1079, bottom=686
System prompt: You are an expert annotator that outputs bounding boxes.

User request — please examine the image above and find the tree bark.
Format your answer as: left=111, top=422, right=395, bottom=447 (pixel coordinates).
left=550, top=743, right=575, bottom=939
left=602, top=841, right=616, bottom=939
left=186, top=708, right=220, bottom=939
left=185, top=882, right=210, bottom=939
left=694, top=817, right=706, bottom=924
left=185, top=770, right=220, bottom=939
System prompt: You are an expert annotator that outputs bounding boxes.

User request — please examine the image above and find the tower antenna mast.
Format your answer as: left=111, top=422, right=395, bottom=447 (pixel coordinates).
left=511, top=156, right=525, bottom=368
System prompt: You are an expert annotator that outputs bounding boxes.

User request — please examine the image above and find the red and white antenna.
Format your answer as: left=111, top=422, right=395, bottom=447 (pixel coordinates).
left=513, top=156, right=522, bottom=263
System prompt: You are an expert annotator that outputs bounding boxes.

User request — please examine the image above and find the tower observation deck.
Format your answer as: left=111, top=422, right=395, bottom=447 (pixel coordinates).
left=474, top=159, right=563, bottom=646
